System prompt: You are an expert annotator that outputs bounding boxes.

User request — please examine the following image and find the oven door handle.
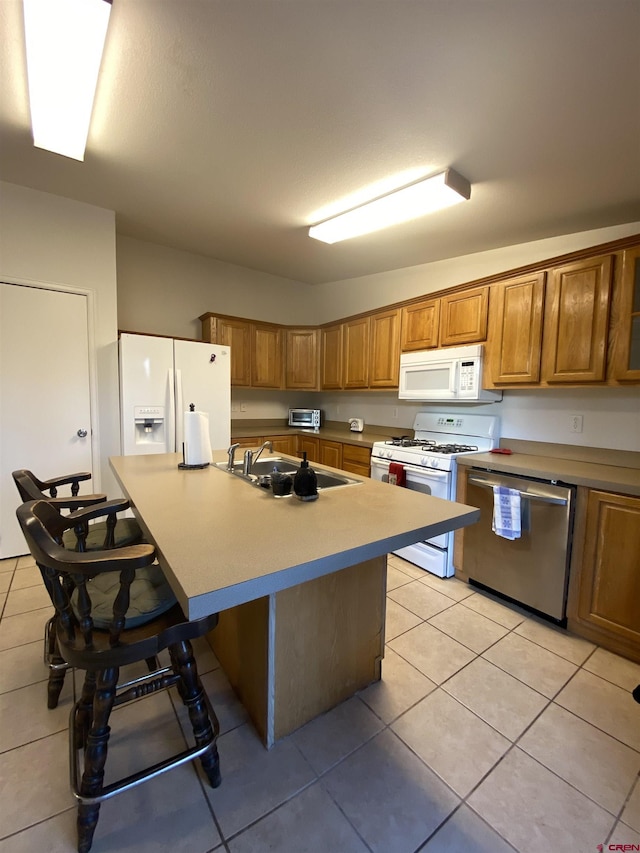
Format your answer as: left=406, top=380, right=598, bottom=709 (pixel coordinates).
left=466, top=475, right=568, bottom=505
left=372, top=458, right=451, bottom=482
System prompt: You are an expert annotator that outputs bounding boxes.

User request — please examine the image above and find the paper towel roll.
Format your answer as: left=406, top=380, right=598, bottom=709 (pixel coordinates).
left=183, top=410, right=213, bottom=466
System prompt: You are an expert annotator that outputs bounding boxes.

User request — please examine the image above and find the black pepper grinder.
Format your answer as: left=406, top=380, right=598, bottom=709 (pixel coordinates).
left=293, top=451, right=318, bottom=501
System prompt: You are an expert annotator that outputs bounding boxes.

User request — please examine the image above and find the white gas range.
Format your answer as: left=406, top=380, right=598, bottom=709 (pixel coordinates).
left=371, top=413, right=500, bottom=577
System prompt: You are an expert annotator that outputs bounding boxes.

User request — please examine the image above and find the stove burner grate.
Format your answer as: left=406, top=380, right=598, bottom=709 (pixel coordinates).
left=429, top=444, right=479, bottom=454
left=386, top=437, right=436, bottom=448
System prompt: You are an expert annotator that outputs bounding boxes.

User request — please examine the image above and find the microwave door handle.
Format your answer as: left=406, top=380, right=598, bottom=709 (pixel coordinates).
left=450, top=361, right=459, bottom=396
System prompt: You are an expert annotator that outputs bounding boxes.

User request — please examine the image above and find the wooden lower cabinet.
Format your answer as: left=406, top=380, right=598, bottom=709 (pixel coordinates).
left=297, top=434, right=320, bottom=463
left=265, top=435, right=296, bottom=455
left=319, top=439, right=342, bottom=469
left=230, top=436, right=263, bottom=449
left=208, top=556, right=386, bottom=746
left=567, top=487, right=640, bottom=662
left=341, top=444, right=371, bottom=477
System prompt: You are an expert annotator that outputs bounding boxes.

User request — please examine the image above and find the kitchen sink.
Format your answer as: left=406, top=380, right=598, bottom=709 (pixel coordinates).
left=215, top=458, right=362, bottom=491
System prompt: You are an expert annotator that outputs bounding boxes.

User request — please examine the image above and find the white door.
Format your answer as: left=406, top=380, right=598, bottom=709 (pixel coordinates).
left=0, top=283, right=93, bottom=558
left=174, top=340, right=231, bottom=453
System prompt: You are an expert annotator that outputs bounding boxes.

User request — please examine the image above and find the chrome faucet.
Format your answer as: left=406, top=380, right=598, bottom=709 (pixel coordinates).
left=226, top=442, right=240, bottom=470
left=242, top=440, right=273, bottom=477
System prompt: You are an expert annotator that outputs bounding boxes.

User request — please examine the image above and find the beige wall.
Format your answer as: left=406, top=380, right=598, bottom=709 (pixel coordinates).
left=116, top=235, right=311, bottom=338
left=0, top=181, right=121, bottom=495
left=306, top=222, right=640, bottom=323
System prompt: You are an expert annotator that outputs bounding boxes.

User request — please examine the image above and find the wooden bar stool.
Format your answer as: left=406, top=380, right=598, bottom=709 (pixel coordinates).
left=13, top=469, right=144, bottom=708
left=17, top=499, right=221, bottom=853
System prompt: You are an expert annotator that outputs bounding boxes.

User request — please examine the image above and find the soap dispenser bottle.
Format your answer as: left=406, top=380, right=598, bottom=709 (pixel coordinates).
left=293, top=452, right=318, bottom=501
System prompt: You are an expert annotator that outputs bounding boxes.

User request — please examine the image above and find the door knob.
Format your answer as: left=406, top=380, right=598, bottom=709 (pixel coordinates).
left=77, top=428, right=88, bottom=438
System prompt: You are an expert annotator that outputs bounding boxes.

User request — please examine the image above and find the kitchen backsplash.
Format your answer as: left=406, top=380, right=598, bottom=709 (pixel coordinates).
left=231, top=387, right=640, bottom=452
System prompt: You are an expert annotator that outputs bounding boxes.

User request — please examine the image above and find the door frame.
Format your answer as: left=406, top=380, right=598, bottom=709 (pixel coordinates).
left=1, top=275, right=102, bottom=489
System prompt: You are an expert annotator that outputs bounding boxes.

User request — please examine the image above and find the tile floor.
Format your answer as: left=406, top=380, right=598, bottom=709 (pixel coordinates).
left=1, top=552, right=639, bottom=852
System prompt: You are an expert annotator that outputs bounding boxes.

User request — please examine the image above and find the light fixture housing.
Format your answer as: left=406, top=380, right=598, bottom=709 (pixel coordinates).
left=309, top=168, right=471, bottom=244
left=23, top=0, right=112, bottom=161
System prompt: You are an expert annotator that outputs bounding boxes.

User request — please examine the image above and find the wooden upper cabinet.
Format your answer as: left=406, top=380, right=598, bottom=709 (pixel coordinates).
left=285, top=328, right=319, bottom=389
left=343, top=317, right=370, bottom=389
left=439, top=286, right=489, bottom=347
left=321, top=324, right=343, bottom=389
left=368, top=308, right=401, bottom=388
left=401, top=298, right=440, bottom=351
left=541, top=255, right=613, bottom=383
left=251, top=323, right=283, bottom=388
left=201, top=313, right=251, bottom=386
left=610, top=246, right=640, bottom=381
left=487, top=273, right=545, bottom=385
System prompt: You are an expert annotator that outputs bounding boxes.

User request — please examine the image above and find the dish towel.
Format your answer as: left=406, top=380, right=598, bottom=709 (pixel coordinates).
left=388, top=462, right=406, bottom=487
left=492, top=486, right=521, bottom=539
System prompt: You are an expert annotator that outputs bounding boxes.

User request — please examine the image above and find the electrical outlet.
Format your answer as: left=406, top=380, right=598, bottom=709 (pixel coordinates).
left=392, top=407, right=398, bottom=418
left=569, top=414, right=583, bottom=433
left=231, top=403, right=238, bottom=413
left=336, top=405, right=341, bottom=415
left=240, top=403, right=247, bottom=412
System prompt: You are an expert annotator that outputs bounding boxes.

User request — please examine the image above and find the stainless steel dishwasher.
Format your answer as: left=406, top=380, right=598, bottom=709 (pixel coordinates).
left=463, top=468, right=576, bottom=624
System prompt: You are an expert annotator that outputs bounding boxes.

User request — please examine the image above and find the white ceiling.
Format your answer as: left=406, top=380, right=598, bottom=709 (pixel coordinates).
left=1, top=0, right=639, bottom=285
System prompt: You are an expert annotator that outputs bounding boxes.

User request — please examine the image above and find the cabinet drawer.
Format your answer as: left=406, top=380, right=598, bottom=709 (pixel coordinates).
left=342, top=444, right=371, bottom=476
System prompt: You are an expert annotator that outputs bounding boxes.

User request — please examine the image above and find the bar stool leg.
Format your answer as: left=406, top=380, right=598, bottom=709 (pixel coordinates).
left=77, top=666, right=118, bottom=853
left=169, top=640, right=221, bottom=788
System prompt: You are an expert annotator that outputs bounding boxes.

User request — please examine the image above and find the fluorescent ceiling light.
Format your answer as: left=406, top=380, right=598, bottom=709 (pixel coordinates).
left=309, top=169, right=471, bottom=244
left=23, top=0, right=112, bottom=161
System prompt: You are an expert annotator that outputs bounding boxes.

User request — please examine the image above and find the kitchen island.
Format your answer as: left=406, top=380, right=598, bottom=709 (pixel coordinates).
left=110, top=450, right=479, bottom=746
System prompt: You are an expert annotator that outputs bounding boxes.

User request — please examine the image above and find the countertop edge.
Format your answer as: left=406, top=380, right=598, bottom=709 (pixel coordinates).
left=456, top=452, right=640, bottom=496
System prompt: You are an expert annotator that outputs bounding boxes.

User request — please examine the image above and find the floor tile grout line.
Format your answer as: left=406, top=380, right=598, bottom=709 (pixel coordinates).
left=0, top=804, right=77, bottom=846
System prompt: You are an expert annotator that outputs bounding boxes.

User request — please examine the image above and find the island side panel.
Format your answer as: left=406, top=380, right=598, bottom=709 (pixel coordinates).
left=207, top=596, right=270, bottom=743
left=272, top=555, right=386, bottom=742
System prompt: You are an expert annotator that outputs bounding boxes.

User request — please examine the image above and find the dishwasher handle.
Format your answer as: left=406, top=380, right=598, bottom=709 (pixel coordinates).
left=466, top=475, right=569, bottom=506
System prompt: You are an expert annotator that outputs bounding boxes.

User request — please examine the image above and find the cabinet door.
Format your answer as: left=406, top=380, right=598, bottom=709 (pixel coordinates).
left=319, top=440, right=343, bottom=469
left=230, top=436, right=264, bottom=449
left=321, top=325, right=343, bottom=389
left=541, top=255, right=613, bottom=383
left=611, top=246, right=640, bottom=381
left=342, top=444, right=371, bottom=477
left=297, top=435, right=319, bottom=463
left=285, top=329, right=319, bottom=389
left=203, top=315, right=251, bottom=386
left=252, top=323, right=283, bottom=388
left=576, top=490, right=640, bottom=651
left=401, top=298, right=440, bottom=351
left=439, top=286, right=489, bottom=347
left=343, top=317, right=369, bottom=388
left=487, top=273, right=545, bottom=385
left=369, top=308, right=401, bottom=388
left=265, top=435, right=296, bottom=455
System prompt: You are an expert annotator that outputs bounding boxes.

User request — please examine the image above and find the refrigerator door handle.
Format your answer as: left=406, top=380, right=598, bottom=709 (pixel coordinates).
left=174, top=367, right=184, bottom=452
left=167, top=368, right=176, bottom=452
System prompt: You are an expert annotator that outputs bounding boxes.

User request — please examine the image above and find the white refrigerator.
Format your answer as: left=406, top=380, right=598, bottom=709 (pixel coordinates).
left=119, top=333, right=231, bottom=458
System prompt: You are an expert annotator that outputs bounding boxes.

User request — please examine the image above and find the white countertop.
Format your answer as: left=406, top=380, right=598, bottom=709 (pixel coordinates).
left=110, top=451, right=479, bottom=618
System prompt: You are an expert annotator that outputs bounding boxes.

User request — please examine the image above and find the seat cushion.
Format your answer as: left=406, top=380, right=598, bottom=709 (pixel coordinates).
left=62, top=518, right=142, bottom=551
left=72, top=563, right=178, bottom=629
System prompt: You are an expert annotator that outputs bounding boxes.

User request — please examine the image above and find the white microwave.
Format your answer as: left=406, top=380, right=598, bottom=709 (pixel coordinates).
left=398, top=345, right=502, bottom=402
